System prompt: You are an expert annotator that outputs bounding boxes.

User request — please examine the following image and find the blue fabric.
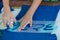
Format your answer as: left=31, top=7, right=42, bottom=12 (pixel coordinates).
left=1, top=30, right=57, bottom=40
left=0, top=1, right=3, bottom=13
left=16, top=5, right=59, bottom=21
left=0, top=5, right=60, bottom=40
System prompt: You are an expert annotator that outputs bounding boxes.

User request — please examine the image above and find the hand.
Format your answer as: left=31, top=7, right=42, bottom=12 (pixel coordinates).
left=2, top=12, right=16, bottom=27
left=18, top=13, right=33, bottom=31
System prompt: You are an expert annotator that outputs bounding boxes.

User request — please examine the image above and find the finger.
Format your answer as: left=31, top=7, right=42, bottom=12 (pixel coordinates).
left=19, top=17, right=23, bottom=22
left=30, top=20, right=32, bottom=27
left=13, top=18, right=16, bottom=22
left=7, top=18, right=13, bottom=27
left=11, top=16, right=16, bottom=22
left=18, top=21, right=29, bottom=31
left=2, top=20, right=6, bottom=26
left=18, top=23, right=28, bottom=32
left=2, top=17, right=7, bottom=26
left=9, top=21, right=13, bottom=27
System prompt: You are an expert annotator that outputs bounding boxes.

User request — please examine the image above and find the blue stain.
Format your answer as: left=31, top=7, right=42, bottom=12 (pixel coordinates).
left=12, top=22, right=20, bottom=30
left=44, top=24, right=53, bottom=30
left=6, top=21, right=21, bottom=32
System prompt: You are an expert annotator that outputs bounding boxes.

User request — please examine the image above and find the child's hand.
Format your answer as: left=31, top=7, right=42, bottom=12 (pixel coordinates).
left=2, top=12, right=16, bottom=27
left=18, top=13, right=32, bottom=31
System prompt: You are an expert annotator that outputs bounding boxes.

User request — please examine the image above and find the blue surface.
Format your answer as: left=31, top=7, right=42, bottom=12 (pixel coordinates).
left=0, top=4, right=60, bottom=40
left=16, top=5, right=59, bottom=21
left=1, top=31, right=56, bottom=40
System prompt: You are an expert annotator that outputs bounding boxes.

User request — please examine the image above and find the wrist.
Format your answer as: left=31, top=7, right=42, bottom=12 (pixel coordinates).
left=25, top=13, right=33, bottom=18
left=26, top=12, right=34, bottom=17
